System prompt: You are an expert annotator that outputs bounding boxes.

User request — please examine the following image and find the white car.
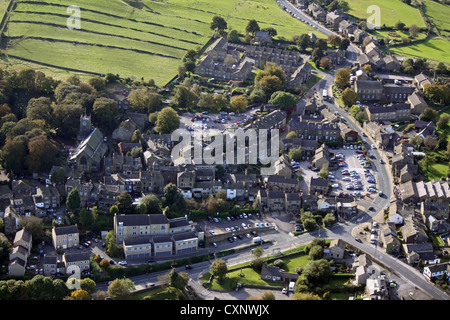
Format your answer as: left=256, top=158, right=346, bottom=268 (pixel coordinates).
left=331, top=183, right=339, bottom=188
left=118, top=261, right=127, bottom=266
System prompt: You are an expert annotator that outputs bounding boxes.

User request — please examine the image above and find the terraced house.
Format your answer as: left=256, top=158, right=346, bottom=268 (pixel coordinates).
left=195, top=37, right=311, bottom=88
left=52, top=225, right=79, bottom=250
left=287, top=121, right=341, bottom=142
left=114, top=213, right=199, bottom=259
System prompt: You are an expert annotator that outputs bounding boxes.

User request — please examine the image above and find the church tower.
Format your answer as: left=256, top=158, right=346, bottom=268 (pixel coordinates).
left=78, top=112, right=92, bottom=141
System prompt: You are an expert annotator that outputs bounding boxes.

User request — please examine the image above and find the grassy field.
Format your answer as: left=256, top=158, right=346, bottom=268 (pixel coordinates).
left=389, top=37, right=450, bottom=63
left=1, top=0, right=323, bottom=85
left=347, top=0, right=426, bottom=27
left=423, top=0, right=450, bottom=37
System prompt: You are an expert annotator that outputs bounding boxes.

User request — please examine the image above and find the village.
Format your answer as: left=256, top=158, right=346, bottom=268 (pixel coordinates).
left=0, top=0, right=449, bottom=302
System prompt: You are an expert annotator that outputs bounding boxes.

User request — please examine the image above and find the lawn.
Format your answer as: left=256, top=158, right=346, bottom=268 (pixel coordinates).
left=388, top=37, right=450, bottom=64
left=426, top=162, right=449, bottom=181
left=1, top=0, right=325, bottom=85
left=346, top=0, right=425, bottom=27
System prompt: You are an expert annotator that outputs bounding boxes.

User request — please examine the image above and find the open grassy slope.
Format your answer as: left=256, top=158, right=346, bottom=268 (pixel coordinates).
left=0, top=0, right=323, bottom=85
left=346, top=0, right=426, bottom=27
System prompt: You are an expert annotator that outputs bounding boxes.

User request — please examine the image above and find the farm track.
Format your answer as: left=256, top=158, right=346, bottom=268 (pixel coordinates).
left=6, top=35, right=181, bottom=59
left=8, top=20, right=191, bottom=51
left=11, top=10, right=204, bottom=45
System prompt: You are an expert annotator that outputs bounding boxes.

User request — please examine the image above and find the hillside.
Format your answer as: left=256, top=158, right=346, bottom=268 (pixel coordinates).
left=0, top=0, right=324, bottom=85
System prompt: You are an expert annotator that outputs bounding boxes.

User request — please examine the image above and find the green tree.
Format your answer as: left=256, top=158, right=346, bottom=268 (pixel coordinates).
left=66, top=189, right=81, bottom=212
left=395, top=21, right=406, bottom=30
left=155, top=107, right=180, bottom=134
left=26, top=135, right=59, bottom=173
left=92, top=97, right=119, bottom=130
left=128, top=87, right=162, bottom=113
left=308, top=245, right=323, bottom=260
left=162, top=183, right=186, bottom=218
left=169, top=268, right=190, bottom=290
left=210, top=259, right=228, bottom=283
left=269, top=91, right=297, bottom=110
left=334, top=68, right=351, bottom=89
left=341, top=88, right=358, bottom=108
left=296, top=34, right=312, bottom=52
left=228, top=29, right=240, bottom=43
left=302, top=259, right=332, bottom=284
left=246, top=19, right=260, bottom=35
left=229, top=95, right=248, bottom=113
left=140, top=194, right=162, bottom=215
left=210, top=16, right=228, bottom=31
left=116, top=191, right=134, bottom=215
left=289, top=147, right=303, bottom=162
left=107, top=278, right=135, bottom=300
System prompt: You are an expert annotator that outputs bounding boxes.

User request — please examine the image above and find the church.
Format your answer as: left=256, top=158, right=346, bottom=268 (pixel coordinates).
left=68, top=114, right=108, bottom=173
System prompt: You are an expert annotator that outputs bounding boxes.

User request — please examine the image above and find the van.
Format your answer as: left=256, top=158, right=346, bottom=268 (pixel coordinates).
left=370, top=234, right=375, bottom=244
left=288, top=281, right=295, bottom=292
left=253, top=237, right=263, bottom=244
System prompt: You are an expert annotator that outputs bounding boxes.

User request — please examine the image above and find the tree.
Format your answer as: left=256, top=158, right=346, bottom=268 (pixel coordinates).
left=107, top=278, right=135, bottom=300
left=115, top=191, right=134, bottom=215
left=334, top=68, right=351, bottom=89
left=128, top=87, right=162, bottom=113
left=26, top=97, right=53, bottom=123
left=162, top=183, right=186, bottom=218
left=437, top=115, right=450, bottom=130
left=286, top=131, right=298, bottom=139
left=339, top=38, right=350, bottom=51
left=328, top=35, right=341, bottom=48
left=66, top=189, right=81, bottom=212
left=342, top=88, right=358, bottom=108
left=308, top=245, right=323, bottom=260
left=262, top=27, right=277, bottom=37
left=435, top=62, right=447, bottom=75
left=320, top=57, right=332, bottom=70
left=419, top=107, right=438, bottom=121
left=169, top=268, right=190, bottom=290
left=0, top=233, right=11, bottom=262
left=52, top=103, right=84, bottom=138
left=71, top=289, right=90, bottom=300
left=228, top=29, right=240, bottom=43
left=155, top=107, right=180, bottom=134
left=257, top=75, right=283, bottom=98
left=0, top=139, right=26, bottom=173
left=79, top=208, right=95, bottom=229
left=140, top=194, right=162, bottom=215
left=289, top=147, right=303, bottom=162
left=269, top=91, right=297, bottom=110
left=302, top=259, right=332, bottom=284
left=409, top=24, right=420, bottom=38
left=88, top=77, right=106, bottom=92
left=229, top=95, right=248, bottom=113
left=50, top=167, right=66, bottom=184
left=246, top=19, right=260, bottom=35
left=210, top=16, right=227, bottom=31
left=395, top=21, right=406, bottom=30
left=210, top=259, right=228, bottom=283
left=92, top=97, right=119, bottom=130
left=424, top=136, right=439, bottom=150
left=323, top=213, right=335, bottom=227
left=26, top=135, right=59, bottom=173
left=318, top=163, right=329, bottom=179
left=296, top=34, right=312, bottom=52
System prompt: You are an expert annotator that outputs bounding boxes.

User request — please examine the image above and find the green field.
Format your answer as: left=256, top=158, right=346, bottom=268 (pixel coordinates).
left=1, top=0, right=323, bottom=85
left=389, top=37, right=450, bottom=63
left=347, top=0, right=426, bottom=27
left=423, top=0, right=450, bottom=37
